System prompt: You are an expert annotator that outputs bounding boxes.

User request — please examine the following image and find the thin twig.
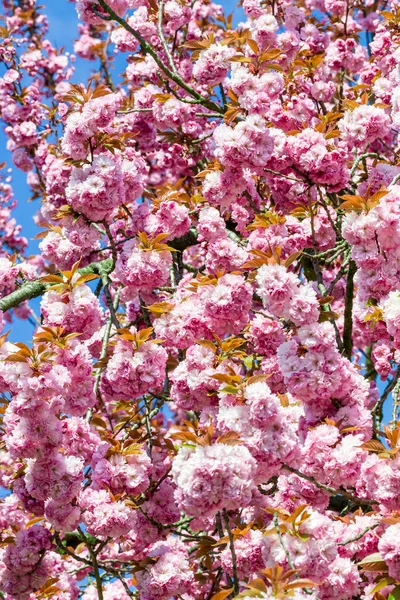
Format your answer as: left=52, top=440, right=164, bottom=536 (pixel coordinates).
left=143, top=396, right=154, bottom=458
left=157, top=0, right=178, bottom=74
left=342, top=259, right=357, bottom=360
left=273, top=512, right=294, bottom=570
left=117, top=107, right=153, bottom=114
left=281, top=464, right=378, bottom=506
left=79, top=527, right=104, bottom=600
left=337, top=523, right=379, bottom=546
left=350, top=152, right=380, bottom=183
left=372, top=365, right=400, bottom=426
left=102, top=221, right=117, bottom=268
left=91, top=289, right=120, bottom=429
left=223, top=510, right=239, bottom=596
left=392, top=378, right=400, bottom=429
left=264, top=168, right=305, bottom=183
left=390, top=172, right=400, bottom=187
left=96, top=0, right=222, bottom=114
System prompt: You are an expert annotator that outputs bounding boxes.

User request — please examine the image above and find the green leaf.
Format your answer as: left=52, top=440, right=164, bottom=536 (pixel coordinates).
left=389, top=586, right=400, bottom=600
left=243, top=354, right=254, bottom=369
left=220, top=385, right=239, bottom=394
left=370, top=578, right=396, bottom=595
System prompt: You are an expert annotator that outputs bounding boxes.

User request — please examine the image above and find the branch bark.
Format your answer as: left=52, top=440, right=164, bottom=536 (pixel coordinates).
left=0, top=258, right=113, bottom=313
left=223, top=510, right=239, bottom=596
left=281, top=464, right=378, bottom=506
left=342, top=259, right=357, bottom=360
left=0, top=228, right=200, bottom=314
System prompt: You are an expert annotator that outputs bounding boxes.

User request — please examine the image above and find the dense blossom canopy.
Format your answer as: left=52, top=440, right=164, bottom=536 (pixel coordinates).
left=2, top=0, right=400, bottom=599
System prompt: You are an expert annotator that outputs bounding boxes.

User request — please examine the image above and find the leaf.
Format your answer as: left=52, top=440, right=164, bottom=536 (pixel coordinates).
left=338, top=195, right=365, bottom=212
left=318, top=295, right=334, bottom=305
left=389, top=586, right=400, bottom=600
left=91, top=85, right=112, bottom=99
left=246, top=578, right=267, bottom=593
left=122, top=443, right=142, bottom=455
left=33, top=230, right=50, bottom=240
left=216, top=431, right=241, bottom=445
left=246, top=212, right=286, bottom=231
left=224, top=107, right=242, bottom=123
left=284, top=250, right=302, bottom=268
left=278, top=392, right=289, bottom=407
left=220, top=384, right=240, bottom=394
left=1, top=536, right=15, bottom=545
left=0, top=330, right=10, bottom=348
left=213, top=535, right=230, bottom=546
left=39, top=578, right=59, bottom=592
left=3, top=353, right=28, bottom=363
left=232, top=521, right=255, bottom=537
left=260, top=48, right=282, bottom=61
left=182, top=39, right=211, bottom=51
left=262, top=62, right=284, bottom=72
left=370, top=578, right=396, bottom=594
left=235, top=591, right=262, bottom=599
left=360, top=440, right=387, bottom=453
left=220, top=337, right=246, bottom=353
left=369, top=188, right=388, bottom=206
left=358, top=552, right=388, bottom=572
left=325, top=129, right=340, bottom=139
left=26, top=516, right=44, bottom=527
left=212, top=373, right=241, bottom=384
left=136, top=327, right=154, bottom=345
left=152, top=232, right=171, bottom=244
left=383, top=516, right=400, bottom=525
left=229, top=55, right=253, bottom=63
left=243, top=354, right=254, bottom=369
left=197, top=340, right=217, bottom=353
left=247, top=38, right=259, bottom=54
left=285, top=579, right=318, bottom=590
left=246, top=373, right=271, bottom=386
left=40, top=274, right=64, bottom=284
left=381, top=10, right=396, bottom=19
left=210, top=587, right=234, bottom=600
left=343, top=99, right=361, bottom=110
left=364, top=307, right=384, bottom=325
left=241, top=257, right=269, bottom=270
left=170, top=431, right=200, bottom=444
left=74, top=273, right=100, bottom=286
left=91, top=416, right=107, bottom=429
left=318, top=310, right=339, bottom=322
left=227, top=89, right=239, bottom=103
left=146, top=302, right=175, bottom=315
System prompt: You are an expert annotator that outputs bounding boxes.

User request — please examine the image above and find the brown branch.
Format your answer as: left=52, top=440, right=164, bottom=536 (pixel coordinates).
left=96, top=0, right=222, bottom=114
left=281, top=464, right=378, bottom=506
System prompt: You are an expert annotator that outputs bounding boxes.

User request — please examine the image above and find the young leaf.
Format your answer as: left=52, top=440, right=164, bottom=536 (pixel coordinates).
left=210, top=587, right=234, bottom=600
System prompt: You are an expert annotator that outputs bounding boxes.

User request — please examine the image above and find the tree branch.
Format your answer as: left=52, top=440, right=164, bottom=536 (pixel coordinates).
left=223, top=510, right=239, bottom=596
left=157, top=0, right=178, bottom=74
left=0, top=228, right=200, bottom=314
left=337, top=523, right=379, bottom=546
left=342, top=259, right=357, bottom=360
left=281, top=464, right=378, bottom=506
left=96, top=0, right=222, bottom=114
left=0, top=258, right=113, bottom=313
left=79, top=526, right=104, bottom=600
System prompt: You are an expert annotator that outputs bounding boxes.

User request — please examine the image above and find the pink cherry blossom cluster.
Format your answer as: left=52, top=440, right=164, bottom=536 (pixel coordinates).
left=2, top=0, right=400, bottom=598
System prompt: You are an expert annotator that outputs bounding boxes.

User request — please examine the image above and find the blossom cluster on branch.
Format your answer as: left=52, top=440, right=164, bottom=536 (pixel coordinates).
left=2, top=0, right=400, bottom=598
